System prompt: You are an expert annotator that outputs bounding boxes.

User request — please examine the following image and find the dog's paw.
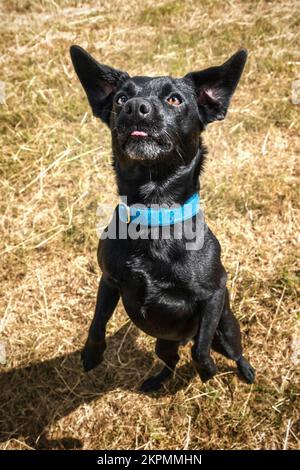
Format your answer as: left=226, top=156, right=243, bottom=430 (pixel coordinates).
left=237, top=356, right=255, bottom=384
left=81, top=341, right=104, bottom=372
left=139, top=375, right=164, bottom=393
left=195, top=357, right=218, bottom=382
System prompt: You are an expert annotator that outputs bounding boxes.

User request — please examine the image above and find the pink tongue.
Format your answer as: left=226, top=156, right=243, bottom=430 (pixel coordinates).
left=131, top=130, right=148, bottom=137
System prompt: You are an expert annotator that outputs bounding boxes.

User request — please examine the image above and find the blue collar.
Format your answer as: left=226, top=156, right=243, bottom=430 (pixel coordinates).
left=118, top=193, right=200, bottom=227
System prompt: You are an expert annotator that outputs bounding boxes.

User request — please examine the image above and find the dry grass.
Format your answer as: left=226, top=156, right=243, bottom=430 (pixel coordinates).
left=0, top=0, right=299, bottom=450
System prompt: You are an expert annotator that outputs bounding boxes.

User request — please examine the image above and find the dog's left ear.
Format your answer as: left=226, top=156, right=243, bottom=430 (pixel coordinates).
left=70, top=45, right=130, bottom=126
left=184, top=49, right=247, bottom=125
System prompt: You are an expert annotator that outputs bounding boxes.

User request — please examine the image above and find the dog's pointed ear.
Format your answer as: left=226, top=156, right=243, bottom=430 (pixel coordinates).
left=70, top=45, right=130, bottom=126
left=184, top=49, right=247, bottom=125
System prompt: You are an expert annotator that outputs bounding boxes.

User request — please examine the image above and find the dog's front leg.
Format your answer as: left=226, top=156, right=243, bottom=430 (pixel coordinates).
left=192, top=288, right=225, bottom=382
left=81, top=277, right=120, bottom=372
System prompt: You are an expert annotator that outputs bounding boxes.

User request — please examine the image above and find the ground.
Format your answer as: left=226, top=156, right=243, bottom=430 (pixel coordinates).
left=0, top=0, right=299, bottom=450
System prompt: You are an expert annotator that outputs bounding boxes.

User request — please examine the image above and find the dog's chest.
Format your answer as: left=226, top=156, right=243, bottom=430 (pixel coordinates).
left=100, top=239, right=208, bottom=340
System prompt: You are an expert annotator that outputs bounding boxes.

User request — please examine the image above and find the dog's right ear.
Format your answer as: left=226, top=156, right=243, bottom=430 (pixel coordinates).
left=70, top=45, right=130, bottom=126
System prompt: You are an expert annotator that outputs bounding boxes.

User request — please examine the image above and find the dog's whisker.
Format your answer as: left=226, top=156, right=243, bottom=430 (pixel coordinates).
left=163, top=129, right=185, bottom=165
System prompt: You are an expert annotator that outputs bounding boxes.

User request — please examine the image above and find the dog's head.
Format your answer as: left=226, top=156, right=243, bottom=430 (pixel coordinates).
left=70, top=46, right=247, bottom=165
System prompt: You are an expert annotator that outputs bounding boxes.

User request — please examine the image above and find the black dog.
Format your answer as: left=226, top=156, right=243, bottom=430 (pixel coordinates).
left=70, top=45, right=255, bottom=392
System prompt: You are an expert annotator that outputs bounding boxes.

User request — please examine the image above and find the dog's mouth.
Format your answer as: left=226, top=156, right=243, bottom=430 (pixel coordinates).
left=130, top=130, right=149, bottom=137
left=118, top=127, right=173, bottom=162
left=126, top=128, right=154, bottom=143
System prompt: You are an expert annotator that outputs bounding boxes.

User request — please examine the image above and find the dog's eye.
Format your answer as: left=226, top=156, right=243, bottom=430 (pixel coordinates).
left=167, top=94, right=182, bottom=106
left=116, top=95, right=128, bottom=105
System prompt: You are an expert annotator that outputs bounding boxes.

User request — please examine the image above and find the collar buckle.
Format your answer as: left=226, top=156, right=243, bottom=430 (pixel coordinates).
left=119, top=202, right=130, bottom=224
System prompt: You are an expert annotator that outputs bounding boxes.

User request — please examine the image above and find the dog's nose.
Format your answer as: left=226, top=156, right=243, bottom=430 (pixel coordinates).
left=124, top=98, right=151, bottom=119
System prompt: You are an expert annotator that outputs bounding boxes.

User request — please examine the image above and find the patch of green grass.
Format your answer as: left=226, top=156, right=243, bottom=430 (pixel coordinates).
left=139, top=1, right=185, bottom=26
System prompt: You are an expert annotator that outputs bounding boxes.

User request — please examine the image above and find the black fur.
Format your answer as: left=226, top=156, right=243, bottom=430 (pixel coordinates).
left=70, top=45, right=255, bottom=392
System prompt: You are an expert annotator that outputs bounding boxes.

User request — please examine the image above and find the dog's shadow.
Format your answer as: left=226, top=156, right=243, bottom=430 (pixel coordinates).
left=0, top=325, right=197, bottom=449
